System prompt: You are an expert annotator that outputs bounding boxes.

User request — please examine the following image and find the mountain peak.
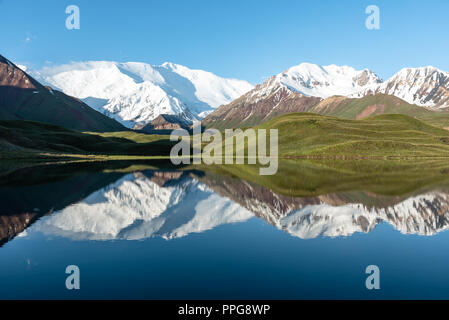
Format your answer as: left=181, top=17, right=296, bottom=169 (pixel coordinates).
left=274, top=62, right=381, bottom=98
left=28, top=60, right=254, bottom=127
left=394, top=66, right=449, bottom=80
left=286, top=62, right=326, bottom=74
left=0, top=54, right=15, bottom=67
left=0, top=55, right=37, bottom=90
left=352, top=65, right=449, bottom=108
left=398, top=65, right=441, bottom=72
left=161, top=61, right=180, bottom=69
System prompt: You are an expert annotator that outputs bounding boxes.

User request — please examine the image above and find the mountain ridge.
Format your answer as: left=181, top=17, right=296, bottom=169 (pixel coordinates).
left=28, top=60, right=254, bottom=128
left=351, top=66, right=449, bottom=109
left=15, top=58, right=449, bottom=131
left=204, top=62, right=449, bottom=129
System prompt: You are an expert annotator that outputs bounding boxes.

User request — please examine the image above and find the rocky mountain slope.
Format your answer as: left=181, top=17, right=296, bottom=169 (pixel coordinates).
left=308, top=94, right=434, bottom=119
left=351, top=66, right=449, bottom=109
left=0, top=54, right=125, bottom=132
left=203, top=79, right=321, bottom=129
left=136, top=114, right=191, bottom=132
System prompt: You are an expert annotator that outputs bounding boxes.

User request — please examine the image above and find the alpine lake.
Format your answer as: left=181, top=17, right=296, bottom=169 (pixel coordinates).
left=1, top=158, right=449, bottom=299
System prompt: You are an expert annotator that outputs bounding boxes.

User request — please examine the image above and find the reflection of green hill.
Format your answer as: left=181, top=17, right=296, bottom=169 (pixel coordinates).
left=197, top=170, right=405, bottom=210
left=0, top=163, right=124, bottom=214
left=200, top=159, right=449, bottom=198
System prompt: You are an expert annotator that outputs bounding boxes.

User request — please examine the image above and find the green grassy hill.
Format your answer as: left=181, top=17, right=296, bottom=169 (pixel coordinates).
left=0, top=120, right=174, bottom=159
left=4, top=112, right=449, bottom=161
left=254, top=112, right=449, bottom=157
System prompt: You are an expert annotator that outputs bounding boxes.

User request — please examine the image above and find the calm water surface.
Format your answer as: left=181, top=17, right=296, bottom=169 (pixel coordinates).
left=1, top=161, right=449, bottom=299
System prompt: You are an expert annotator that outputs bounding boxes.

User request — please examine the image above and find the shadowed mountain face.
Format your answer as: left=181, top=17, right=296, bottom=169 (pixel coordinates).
left=2, top=163, right=449, bottom=246
left=0, top=54, right=125, bottom=132
left=203, top=79, right=322, bottom=129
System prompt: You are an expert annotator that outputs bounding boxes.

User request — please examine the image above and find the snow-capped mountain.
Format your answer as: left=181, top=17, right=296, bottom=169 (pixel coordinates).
left=203, top=63, right=382, bottom=128
left=204, top=62, right=449, bottom=128
left=26, top=59, right=449, bottom=130
left=272, top=63, right=382, bottom=99
left=29, top=61, right=253, bottom=128
left=246, top=62, right=449, bottom=109
left=246, top=63, right=382, bottom=104
left=351, top=66, right=449, bottom=109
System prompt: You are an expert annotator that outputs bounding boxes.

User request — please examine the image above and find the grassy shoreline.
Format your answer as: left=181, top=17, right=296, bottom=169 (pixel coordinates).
left=4, top=113, right=449, bottom=162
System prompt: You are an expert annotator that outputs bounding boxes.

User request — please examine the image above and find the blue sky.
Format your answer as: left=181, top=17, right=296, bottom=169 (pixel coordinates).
left=1, top=0, right=448, bottom=83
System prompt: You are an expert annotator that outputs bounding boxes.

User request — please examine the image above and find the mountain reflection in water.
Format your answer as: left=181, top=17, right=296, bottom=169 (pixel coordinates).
left=2, top=161, right=449, bottom=246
